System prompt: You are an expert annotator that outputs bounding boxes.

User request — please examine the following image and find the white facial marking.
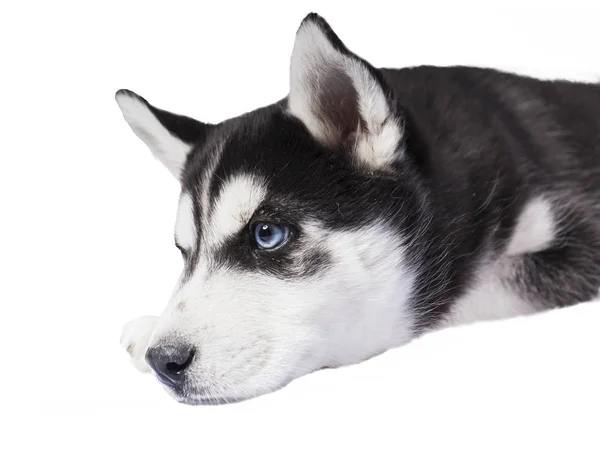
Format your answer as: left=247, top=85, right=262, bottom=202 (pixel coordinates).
left=116, top=92, right=191, bottom=178
left=288, top=20, right=403, bottom=170
left=205, top=174, right=267, bottom=248
left=146, top=218, right=416, bottom=403
left=200, top=142, right=225, bottom=227
left=174, top=193, right=196, bottom=251
left=506, top=196, right=555, bottom=256
left=313, top=222, right=415, bottom=366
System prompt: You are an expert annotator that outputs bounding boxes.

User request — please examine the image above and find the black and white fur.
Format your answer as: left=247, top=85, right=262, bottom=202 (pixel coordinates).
left=117, top=14, right=600, bottom=405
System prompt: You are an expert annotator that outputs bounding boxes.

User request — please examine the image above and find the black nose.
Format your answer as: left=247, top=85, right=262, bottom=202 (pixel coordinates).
left=145, top=344, right=195, bottom=388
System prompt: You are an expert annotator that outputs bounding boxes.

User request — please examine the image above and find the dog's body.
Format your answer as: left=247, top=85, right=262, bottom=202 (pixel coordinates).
left=379, top=64, right=600, bottom=328
left=117, top=14, right=600, bottom=405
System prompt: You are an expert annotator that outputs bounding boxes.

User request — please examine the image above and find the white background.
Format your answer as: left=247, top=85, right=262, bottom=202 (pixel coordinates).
left=2, top=1, right=600, bottom=457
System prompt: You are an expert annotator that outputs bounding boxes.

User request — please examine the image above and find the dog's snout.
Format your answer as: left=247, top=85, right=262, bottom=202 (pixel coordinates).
left=145, top=344, right=195, bottom=388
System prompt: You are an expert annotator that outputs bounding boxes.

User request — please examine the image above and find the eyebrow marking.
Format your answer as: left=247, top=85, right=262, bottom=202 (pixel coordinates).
left=174, top=192, right=196, bottom=251
left=200, top=142, right=225, bottom=234
left=205, top=173, right=268, bottom=248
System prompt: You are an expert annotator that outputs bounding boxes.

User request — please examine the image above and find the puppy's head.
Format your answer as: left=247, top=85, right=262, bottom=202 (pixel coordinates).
left=116, top=14, right=422, bottom=404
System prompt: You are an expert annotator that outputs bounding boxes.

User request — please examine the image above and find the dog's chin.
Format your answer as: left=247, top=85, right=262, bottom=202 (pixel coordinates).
left=176, top=394, right=248, bottom=406
left=159, top=381, right=281, bottom=406
left=155, top=355, right=310, bottom=405
left=168, top=389, right=268, bottom=406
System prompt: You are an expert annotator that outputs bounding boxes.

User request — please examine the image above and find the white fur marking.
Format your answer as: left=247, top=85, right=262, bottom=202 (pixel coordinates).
left=120, top=315, right=159, bottom=373
left=175, top=193, right=196, bottom=251
left=145, top=220, right=416, bottom=403
left=443, top=197, right=556, bottom=328
left=354, top=119, right=403, bottom=169
left=288, top=20, right=403, bottom=170
left=506, top=197, right=555, bottom=256
left=315, top=222, right=415, bottom=365
left=441, top=260, right=540, bottom=328
left=200, top=142, right=224, bottom=228
left=205, top=174, right=267, bottom=247
left=116, top=92, right=191, bottom=179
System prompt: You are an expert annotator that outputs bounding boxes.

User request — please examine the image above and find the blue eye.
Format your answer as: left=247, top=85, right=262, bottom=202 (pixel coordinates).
left=253, top=222, right=290, bottom=249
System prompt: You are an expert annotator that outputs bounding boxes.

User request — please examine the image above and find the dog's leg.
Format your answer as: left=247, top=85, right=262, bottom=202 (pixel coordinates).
left=120, top=316, right=159, bottom=373
left=511, top=214, right=600, bottom=308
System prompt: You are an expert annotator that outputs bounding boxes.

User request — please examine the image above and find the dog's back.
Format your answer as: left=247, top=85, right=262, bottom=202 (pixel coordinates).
left=380, top=65, right=600, bottom=326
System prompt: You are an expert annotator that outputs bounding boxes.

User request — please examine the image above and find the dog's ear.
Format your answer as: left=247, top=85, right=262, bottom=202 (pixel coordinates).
left=115, top=90, right=212, bottom=180
left=288, top=14, right=404, bottom=170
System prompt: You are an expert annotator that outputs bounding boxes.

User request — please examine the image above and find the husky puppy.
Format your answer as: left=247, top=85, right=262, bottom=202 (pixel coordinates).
left=116, top=13, right=600, bottom=405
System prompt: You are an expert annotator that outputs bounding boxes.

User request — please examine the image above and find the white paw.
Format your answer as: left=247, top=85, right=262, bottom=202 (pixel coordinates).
left=120, top=315, right=159, bottom=373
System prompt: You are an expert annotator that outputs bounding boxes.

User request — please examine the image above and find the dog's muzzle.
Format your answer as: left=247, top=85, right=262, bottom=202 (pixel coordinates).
left=145, top=344, right=195, bottom=390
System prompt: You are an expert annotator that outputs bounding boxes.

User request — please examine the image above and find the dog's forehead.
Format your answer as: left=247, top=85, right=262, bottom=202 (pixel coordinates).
left=184, top=106, right=341, bottom=186
left=175, top=173, right=268, bottom=253
left=176, top=105, right=385, bottom=247
left=182, top=108, right=335, bottom=206
left=174, top=110, right=297, bottom=247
